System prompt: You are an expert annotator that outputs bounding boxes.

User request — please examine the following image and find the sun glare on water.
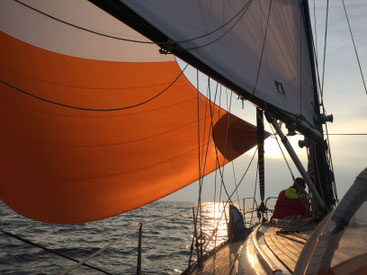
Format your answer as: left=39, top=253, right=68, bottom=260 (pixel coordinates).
left=199, top=202, right=236, bottom=251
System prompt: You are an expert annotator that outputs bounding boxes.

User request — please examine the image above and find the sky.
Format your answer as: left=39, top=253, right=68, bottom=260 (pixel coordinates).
left=163, top=0, right=367, bottom=204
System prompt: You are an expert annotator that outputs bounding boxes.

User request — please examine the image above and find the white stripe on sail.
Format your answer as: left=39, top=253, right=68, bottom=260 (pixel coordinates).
left=0, top=0, right=173, bottom=62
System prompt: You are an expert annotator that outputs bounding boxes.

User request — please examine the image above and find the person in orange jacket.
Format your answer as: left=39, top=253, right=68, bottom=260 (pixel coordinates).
left=272, top=177, right=311, bottom=219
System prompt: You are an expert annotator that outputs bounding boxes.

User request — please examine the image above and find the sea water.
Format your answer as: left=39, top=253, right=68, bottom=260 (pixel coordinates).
left=0, top=201, right=235, bottom=274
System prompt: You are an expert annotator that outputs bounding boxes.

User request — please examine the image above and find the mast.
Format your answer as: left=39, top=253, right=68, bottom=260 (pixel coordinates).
left=301, top=0, right=336, bottom=211
left=257, top=108, right=267, bottom=219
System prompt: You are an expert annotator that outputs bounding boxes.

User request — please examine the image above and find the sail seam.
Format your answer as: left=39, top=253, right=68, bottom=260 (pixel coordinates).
left=14, top=0, right=256, bottom=49
left=183, top=0, right=253, bottom=51
left=320, top=0, right=330, bottom=103
left=0, top=64, right=188, bottom=111
left=13, top=0, right=153, bottom=44
left=252, top=0, right=273, bottom=97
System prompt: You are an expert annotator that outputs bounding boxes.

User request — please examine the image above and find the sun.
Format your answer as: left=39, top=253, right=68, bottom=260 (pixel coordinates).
left=246, top=135, right=306, bottom=159
left=264, top=137, right=284, bottom=159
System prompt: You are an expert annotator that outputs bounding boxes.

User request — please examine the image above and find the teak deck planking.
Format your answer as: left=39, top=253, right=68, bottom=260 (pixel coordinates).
left=189, top=241, right=243, bottom=274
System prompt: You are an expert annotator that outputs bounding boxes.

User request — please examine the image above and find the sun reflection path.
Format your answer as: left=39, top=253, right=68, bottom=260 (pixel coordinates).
left=199, top=202, right=241, bottom=252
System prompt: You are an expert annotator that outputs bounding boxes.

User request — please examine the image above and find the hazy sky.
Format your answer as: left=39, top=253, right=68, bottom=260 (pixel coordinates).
left=164, top=0, right=367, bottom=203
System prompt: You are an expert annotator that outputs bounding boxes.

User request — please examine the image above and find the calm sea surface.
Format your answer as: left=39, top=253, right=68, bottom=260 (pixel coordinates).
left=0, top=201, right=235, bottom=274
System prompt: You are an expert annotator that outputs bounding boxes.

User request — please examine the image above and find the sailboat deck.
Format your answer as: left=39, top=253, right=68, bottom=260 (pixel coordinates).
left=263, top=225, right=311, bottom=273
left=188, top=241, right=243, bottom=274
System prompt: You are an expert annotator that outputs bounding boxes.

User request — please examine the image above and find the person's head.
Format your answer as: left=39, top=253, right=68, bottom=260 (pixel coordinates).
left=293, top=177, right=306, bottom=190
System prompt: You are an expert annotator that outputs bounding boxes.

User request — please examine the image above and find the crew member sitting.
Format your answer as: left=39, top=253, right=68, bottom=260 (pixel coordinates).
left=272, top=177, right=311, bottom=219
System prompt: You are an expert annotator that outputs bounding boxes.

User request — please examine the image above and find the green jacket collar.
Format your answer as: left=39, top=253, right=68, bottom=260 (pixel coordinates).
left=285, top=187, right=303, bottom=199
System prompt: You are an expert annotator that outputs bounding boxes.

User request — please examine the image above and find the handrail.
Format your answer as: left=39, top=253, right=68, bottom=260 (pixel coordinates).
left=242, top=196, right=278, bottom=224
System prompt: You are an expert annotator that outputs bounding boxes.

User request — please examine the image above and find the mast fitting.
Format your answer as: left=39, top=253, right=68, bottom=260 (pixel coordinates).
left=286, top=122, right=297, bottom=136
left=159, top=39, right=181, bottom=55
left=298, top=137, right=310, bottom=148
left=265, top=112, right=326, bottom=212
left=320, top=114, right=333, bottom=124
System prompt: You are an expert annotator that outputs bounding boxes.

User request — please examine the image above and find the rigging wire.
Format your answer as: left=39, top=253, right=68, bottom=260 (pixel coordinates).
left=194, top=81, right=257, bottom=251
left=195, top=68, right=204, bottom=264
left=341, top=0, right=367, bottom=95
left=312, top=0, right=319, bottom=59
left=200, top=85, right=235, bottom=211
left=194, top=75, right=234, bottom=262
left=228, top=147, right=258, bottom=201
left=269, top=124, right=296, bottom=181
left=217, top=86, right=224, bottom=212
left=252, top=0, right=273, bottom=97
left=327, top=133, right=367, bottom=136
left=194, top=71, right=227, bottom=264
left=198, top=82, right=221, bottom=199
left=200, top=81, right=210, bottom=170
left=209, top=84, right=225, bottom=249
left=59, top=224, right=139, bottom=275
left=13, top=0, right=151, bottom=44
left=231, top=160, right=241, bottom=207
left=310, top=9, right=323, bottom=106
left=184, top=0, right=253, bottom=51
left=249, top=162, right=259, bottom=225
left=213, top=169, right=218, bottom=249
left=198, top=79, right=220, bottom=184
left=214, top=149, right=234, bottom=205
left=203, top=148, right=258, bottom=251
left=3, top=209, right=190, bottom=275
left=299, top=4, right=303, bottom=118
left=195, top=78, right=218, bottom=260
left=324, top=120, right=339, bottom=203
left=310, top=4, right=332, bottom=210
left=208, top=82, right=220, bottom=249
left=216, top=88, right=235, bottom=204
left=212, top=84, right=224, bottom=251
left=320, top=0, right=330, bottom=102
left=14, top=0, right=252, bottom=49
left=0, top=229, right=114, bottom=275
left=310, top=0, right=341, bottom=204
left=236, top=147, right=258, bottom=190
left=0, top=64, right=188, bottom=112
left=228, top=101, right=241, bottom=207
left=295, top=133, right=367, bottom=136
left=60, top=208, right=187, bottom=274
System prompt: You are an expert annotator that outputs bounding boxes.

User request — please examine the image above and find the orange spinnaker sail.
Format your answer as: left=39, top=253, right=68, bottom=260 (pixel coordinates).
left=0, top=2, right=257, bottom=223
